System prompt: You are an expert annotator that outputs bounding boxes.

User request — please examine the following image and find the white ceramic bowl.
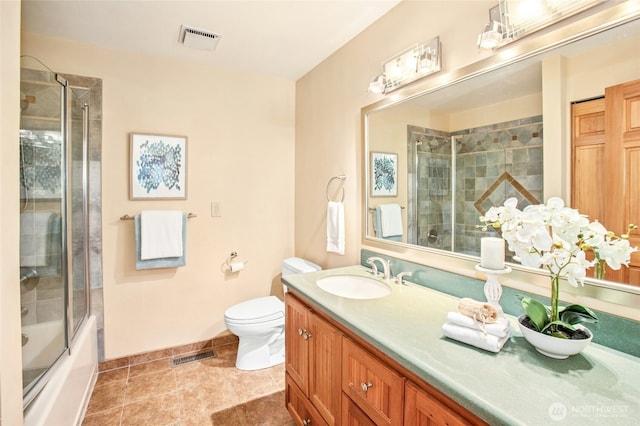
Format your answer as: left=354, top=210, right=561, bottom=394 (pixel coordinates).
left=517, top=314, right=593, bottom=359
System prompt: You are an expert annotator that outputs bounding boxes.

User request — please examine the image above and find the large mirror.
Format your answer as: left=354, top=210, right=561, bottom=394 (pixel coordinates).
left=363, top=4, right=640, bottom=291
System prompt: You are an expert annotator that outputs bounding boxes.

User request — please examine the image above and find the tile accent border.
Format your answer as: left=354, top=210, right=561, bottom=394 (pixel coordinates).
left=99, top=334, right=239, bottom=372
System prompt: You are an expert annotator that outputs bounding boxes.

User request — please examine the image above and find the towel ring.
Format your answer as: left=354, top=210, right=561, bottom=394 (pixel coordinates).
left=326, top=175, right=346, bottom=202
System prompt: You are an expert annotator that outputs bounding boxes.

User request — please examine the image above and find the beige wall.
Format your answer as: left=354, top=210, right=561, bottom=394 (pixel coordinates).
left=295, top=0, right=495, bottom=268
left=295, top=1, right=640, bottom=318
left=1, top=0, right=25, bottom=423
left=21, top=32, right=296, bottom=359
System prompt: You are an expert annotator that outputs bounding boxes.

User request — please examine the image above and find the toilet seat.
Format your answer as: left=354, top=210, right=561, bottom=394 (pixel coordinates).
left=224, top=296, right=284, bottom=325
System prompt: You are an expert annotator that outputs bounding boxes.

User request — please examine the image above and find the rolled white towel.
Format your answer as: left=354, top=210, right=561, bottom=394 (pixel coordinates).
left=442, top=322, right=509, bottom=353
left=446, top=312, right=511, bottom=338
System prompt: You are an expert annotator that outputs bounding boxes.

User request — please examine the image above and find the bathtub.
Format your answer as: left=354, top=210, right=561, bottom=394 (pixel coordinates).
left=23, top=315, right=98, bottom=426
left=22, top=320, right=65, bottom=371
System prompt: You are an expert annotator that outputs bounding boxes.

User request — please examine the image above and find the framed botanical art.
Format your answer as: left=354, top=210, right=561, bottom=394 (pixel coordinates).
left=130, top=133, right=187, bottom=200
left=371, top=152, right=398, bottom=197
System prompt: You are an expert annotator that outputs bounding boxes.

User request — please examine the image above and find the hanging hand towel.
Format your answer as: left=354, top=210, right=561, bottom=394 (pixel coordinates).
left=326, top=201, right=345, bottom=255
left=377, top=204, right=403, bottom=237
left=442, top=322, right=509, bottom=353
left=140, top=210, right=184, bottom=260
left=135, top=214, right=186, bottom=270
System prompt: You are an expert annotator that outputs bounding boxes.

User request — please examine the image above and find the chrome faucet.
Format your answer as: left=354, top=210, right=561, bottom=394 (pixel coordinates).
left=366, top=256, right=391, bottom=280
left=395, top=271, right=412, bottom=285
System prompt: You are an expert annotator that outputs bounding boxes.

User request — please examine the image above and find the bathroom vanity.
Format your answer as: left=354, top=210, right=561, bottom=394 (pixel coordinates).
left=283, top=266, right=640, bottom=425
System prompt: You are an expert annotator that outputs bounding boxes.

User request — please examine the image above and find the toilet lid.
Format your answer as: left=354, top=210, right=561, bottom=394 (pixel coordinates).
left=224, top=296, right=284, bottom=322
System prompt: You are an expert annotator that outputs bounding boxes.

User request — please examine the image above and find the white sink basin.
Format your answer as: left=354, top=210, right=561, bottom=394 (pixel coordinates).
left=316, top=275, right=391, bottom=299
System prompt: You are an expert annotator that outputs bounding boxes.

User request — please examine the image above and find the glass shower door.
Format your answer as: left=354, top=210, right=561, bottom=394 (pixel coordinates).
left=19, top=57, right=68, bottom=401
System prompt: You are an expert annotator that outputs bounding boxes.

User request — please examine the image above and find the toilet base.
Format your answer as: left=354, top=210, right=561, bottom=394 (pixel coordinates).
left=235, top=331, right=285, bottom=371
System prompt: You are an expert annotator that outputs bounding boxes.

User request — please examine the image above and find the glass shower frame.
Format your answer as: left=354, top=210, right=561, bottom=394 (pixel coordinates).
left=20, top=56, right=90, bottom=408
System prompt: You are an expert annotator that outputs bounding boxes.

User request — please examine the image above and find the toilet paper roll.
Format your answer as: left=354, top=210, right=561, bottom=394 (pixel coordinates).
left=229, top=261, right=245, bottom=272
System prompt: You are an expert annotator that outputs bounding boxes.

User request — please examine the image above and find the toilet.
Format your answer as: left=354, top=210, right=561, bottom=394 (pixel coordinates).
left=223, top=257, right=321, bottom=370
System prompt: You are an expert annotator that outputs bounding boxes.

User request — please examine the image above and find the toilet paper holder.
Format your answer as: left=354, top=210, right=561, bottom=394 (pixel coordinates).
left=221, top=251, right=248, bottom=273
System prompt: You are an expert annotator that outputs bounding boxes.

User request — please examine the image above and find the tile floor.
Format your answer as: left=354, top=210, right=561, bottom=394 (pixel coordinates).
left=82, top=342, right=293, bottom=426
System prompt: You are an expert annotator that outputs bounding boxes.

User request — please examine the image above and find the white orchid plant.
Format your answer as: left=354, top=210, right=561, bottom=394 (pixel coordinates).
left=480, top=197, right=637, bottom=338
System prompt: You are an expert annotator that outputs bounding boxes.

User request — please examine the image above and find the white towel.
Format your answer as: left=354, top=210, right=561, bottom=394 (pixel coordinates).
left=20, top=212, right=54, bottom=266
left=378, top=204, right=403, bottom=237
left=442, top=322, right=509, bottom=353
left=446, top=312, right=511, bottom=338
left=326, top=201, right=345, bottom=255
left=140, top=210, right=184, bottom=260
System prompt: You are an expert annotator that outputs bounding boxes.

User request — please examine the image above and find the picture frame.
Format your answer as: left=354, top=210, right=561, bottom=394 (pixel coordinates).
left=130, top=133, right=187, bottom=200
left=371, top=152, right=398, bottom=197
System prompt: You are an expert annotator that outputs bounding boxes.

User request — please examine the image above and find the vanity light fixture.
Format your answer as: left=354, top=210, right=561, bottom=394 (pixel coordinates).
left=368, top=74, right=387, bottom=94
left=368, top=36, right=441, bottom=94
left=477, top=0, right=602, bottom=50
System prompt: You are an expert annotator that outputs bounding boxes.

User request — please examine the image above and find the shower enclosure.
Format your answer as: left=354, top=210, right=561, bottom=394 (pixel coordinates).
left=407, top=116, right=544, bottom=257
left=19, top=56, right=90, bottom=407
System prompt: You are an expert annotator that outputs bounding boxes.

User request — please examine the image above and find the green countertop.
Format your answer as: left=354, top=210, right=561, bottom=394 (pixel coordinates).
left=283, top=265, right=640, bottom=426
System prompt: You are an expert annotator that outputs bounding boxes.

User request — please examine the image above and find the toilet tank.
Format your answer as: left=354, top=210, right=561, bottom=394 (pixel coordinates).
left=282, top=257, right=321, bottom=276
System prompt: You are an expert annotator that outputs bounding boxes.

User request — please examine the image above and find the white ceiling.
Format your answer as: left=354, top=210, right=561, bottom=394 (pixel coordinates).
left=21, top=0, right=401, bottom=80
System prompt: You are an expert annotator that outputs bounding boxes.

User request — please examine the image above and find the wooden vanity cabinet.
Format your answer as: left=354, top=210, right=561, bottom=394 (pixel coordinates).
left=285, top=292, right=486, bottom=426
left=404, top=381, right=469, bottom=426
left=286, top=373, right=329, bottom=426
left=342, top=337, right=405, bottom=425
left=285, top=293, right=342, bottom=425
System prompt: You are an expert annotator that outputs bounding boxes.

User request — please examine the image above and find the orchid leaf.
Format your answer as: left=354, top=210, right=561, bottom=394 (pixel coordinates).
left=561, top=304, right=598, bottom=322
left=541, top=320, right=576, bottom=335
left=560, top=310, right=598, bottom=326
left=521, top=297, right=548, bottom=331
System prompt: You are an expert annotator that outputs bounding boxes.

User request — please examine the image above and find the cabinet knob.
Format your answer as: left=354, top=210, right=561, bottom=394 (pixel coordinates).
left=302, top=419, right=312, bottom=426
left=303, top=331, right=313, bottom=340
left=298, top=328, right=304, bottom=336
left=360, top=382, right=373, bottom=392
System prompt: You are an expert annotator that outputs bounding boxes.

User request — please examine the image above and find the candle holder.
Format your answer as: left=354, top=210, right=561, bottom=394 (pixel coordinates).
left=475, top=264, right=512, bottom=317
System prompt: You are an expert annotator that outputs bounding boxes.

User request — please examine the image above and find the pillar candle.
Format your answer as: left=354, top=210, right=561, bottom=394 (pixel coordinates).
left=481, top=237, right=505, bottom=270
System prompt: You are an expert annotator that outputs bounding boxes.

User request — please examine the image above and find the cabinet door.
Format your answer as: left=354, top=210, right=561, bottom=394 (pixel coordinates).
left=285, top=294, right=310, bottom=394
left=404, top=381, right=469, bottom=426
left=342, top=337, right=405, bottom=426
left=286, top=373, right=328, bottom=426
left=309, top=313, right=342, bottom=425
left=342, top=392, right=377, bottom=426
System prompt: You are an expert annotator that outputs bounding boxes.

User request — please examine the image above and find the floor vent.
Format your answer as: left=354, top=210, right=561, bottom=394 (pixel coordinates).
left=172, top=350, right=216, bottom=367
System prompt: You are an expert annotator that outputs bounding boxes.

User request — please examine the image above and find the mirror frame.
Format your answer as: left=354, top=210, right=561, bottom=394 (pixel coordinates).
left=362, top=2, right=640, bottom=298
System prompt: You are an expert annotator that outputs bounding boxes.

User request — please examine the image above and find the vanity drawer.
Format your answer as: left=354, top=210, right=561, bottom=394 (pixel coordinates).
left=342, top=337, right=405, bottom=425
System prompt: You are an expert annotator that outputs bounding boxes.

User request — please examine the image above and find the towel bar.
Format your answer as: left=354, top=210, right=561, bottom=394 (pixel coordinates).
left=120, top=213, right=197, bottom=220
left=369, top=206, right=405, bottom=211
left=326, top=175, right=347, bottom=202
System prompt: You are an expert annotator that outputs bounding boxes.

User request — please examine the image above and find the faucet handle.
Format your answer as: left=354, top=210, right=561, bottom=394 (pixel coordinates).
left=366, top=259, right=380, bottom=277
left=395, top=271, right=412, bottom=285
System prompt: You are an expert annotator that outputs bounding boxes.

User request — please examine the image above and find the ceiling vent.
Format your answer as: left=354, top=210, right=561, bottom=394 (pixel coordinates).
left=178, top=25, right=222, bottom=51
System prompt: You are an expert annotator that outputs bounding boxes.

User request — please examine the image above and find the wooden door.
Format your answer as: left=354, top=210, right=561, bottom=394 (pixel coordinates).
left=285, top=294, right=310, bottom=394
left=309, top=313, right=342, bottom=425
left=572, top=79, right=640, bottom=286
left=604, top=78, right=640, bottom=285
left=286, top=373, right=329, bottom=426
left=572, top=98, right=605, bottom=223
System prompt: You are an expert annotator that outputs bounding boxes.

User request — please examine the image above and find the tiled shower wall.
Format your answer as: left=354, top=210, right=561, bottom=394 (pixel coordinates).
left=408, top=116, right=543, bottom=256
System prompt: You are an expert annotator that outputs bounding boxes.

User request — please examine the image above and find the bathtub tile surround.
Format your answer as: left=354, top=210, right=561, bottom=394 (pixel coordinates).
left=360, top=249, right=640, bottom=357
left=83, top=337, right=292, bottom=425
